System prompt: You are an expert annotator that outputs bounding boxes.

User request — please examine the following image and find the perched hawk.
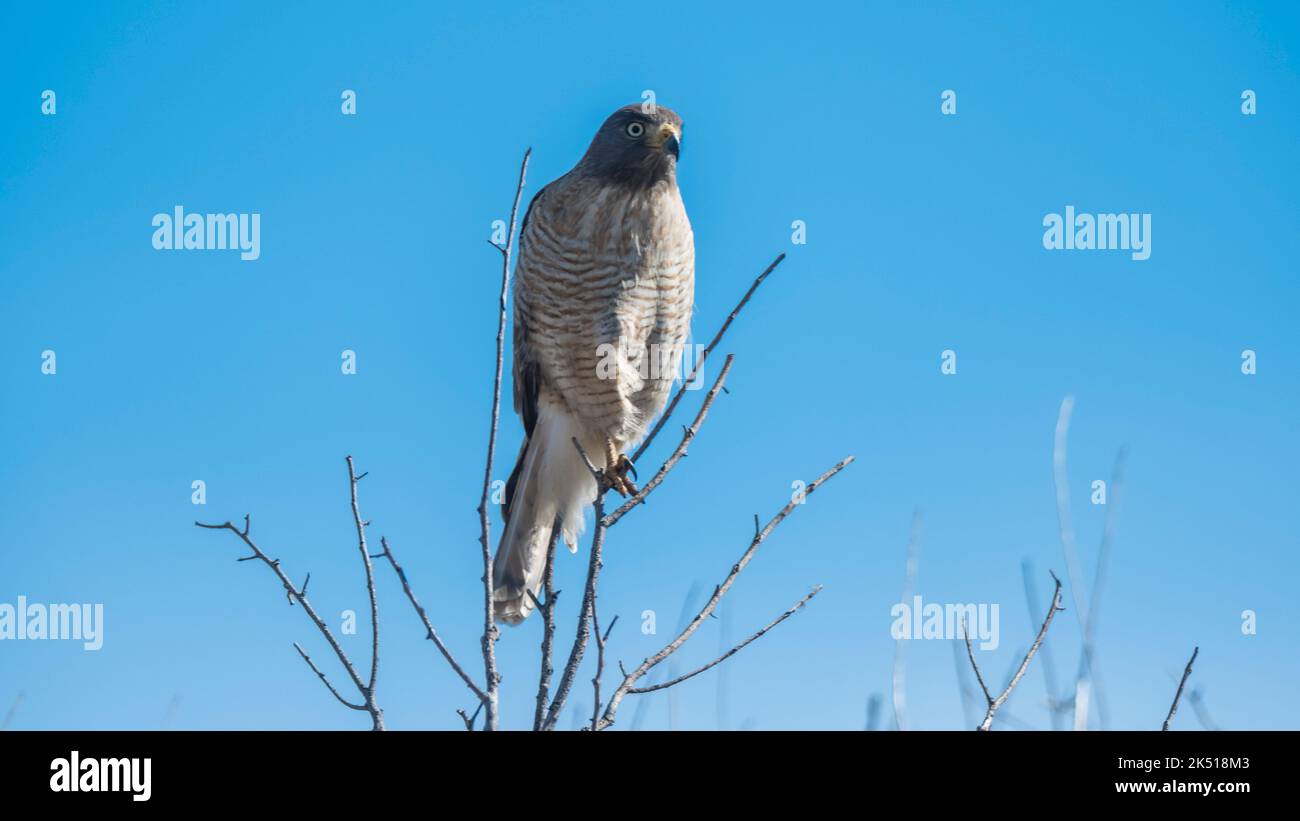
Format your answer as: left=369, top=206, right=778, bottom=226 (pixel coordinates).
left=492, top=104, right=694, bottom=624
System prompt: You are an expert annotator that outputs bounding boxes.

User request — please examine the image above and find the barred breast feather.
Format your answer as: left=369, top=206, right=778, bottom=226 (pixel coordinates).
left=515, top=174, right=695, bottom=446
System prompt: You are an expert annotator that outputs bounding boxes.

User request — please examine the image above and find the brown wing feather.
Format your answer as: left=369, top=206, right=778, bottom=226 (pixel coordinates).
left=504, top=183, right=551, bottom=522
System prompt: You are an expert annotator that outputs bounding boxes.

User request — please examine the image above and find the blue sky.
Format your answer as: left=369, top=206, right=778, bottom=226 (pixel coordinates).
left=1, top=0, right=1297, bottom=730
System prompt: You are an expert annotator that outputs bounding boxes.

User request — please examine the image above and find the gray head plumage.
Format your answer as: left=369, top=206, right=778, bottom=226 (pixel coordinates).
left=577, top=103, right=683, bottom=188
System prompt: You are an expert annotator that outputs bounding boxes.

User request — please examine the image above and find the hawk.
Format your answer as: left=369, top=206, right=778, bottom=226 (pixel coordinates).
left=492, top=104, right=694, bottom=624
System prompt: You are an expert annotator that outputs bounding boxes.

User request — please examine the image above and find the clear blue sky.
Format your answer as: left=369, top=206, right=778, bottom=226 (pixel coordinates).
left=1, top=0, right=1297, bottom=730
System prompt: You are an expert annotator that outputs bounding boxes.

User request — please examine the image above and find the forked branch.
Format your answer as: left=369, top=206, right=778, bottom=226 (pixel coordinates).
left=593, top=455, right=854, bottom=730
left=963, top=571, right=1065, bottom=731
left=195, top=460, right=386, bottom=731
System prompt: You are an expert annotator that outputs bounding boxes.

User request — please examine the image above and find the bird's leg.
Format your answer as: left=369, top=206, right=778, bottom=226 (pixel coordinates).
left=601, top=438, right=638, bottom=497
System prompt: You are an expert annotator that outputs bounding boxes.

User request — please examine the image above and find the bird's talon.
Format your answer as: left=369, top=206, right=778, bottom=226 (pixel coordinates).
left=600, top=451, right=638, bottom=497
left=615, top=453, right=638, bottom=496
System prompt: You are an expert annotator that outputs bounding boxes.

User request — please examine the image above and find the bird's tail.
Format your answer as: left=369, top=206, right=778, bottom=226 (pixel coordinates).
left=492, top=402, right=598, bottom=624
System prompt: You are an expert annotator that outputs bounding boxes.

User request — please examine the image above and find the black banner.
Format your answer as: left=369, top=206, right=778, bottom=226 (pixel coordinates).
left=0, top=730, right=1283, bottom=807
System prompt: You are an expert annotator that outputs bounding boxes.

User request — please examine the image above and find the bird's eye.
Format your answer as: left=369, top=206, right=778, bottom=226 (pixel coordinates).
left=625, top=121, right=645, bottom=138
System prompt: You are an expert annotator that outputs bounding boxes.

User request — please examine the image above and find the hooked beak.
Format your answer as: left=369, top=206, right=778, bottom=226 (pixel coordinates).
left=649, top=123, right=681, bottom=159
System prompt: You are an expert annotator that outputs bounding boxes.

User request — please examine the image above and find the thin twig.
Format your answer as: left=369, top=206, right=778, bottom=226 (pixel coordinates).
left=540, top=439, right=607, bottom=731
left=999, top=649, right=1026, bottom=692
left=1162, top=646, right=1199, bottom=731
left=1021, top=558, right=1066, bottom=729
left=594, top=456, right=853, bottom=731
left=346, top=457, right=382, bottom=703
left=590, top=612, right=619, bottom=730
left=627, top=586, right=821, bottom=695
left=475, top=147, right=531, bottom=731
left=531, top=527, right=561, bottom=731
left=294, top=642, right=365, bottom=711
left=457, top=701, right=484, bottom=732
left=631, top=254, right=784, bottom=465
left=963, top=571, right=1065, bottom=731
left=605, top=355, right=734, bottom=526
left=963, top=620, right=995, bottom=706
left=378, top=536, right=487, bottom=703
left=195, top=514, right=384, bottom=730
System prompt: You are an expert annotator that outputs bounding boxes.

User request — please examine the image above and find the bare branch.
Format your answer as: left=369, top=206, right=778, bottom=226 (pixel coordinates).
left=632, top=254, right=784, bottom=465
left=457, top=701, right=484, bottom=732
left=964, top=571, right=1065, bottom=731
left=475, top=147, right=531, bottom=731
left=1021, top=558, right=1066, bottom=729
left=540, top=444, right=607, bottom=731
left=1162, top=646, right=1199, bottom=731
left=294, top=642, right=365, bottom=712
left=962, top=619, right=995, bottom=706
left=590, top=611, right=619, bottom=730
left=194, top=516, right=384, bottom=730
left=627, top=586, right=821, bottom=695
left=594, top=455, right=853, bottom=730
left=377, top=536, right=487, bottom=703
left=531, top=527, right=562, bottom=731
left=605, top=355, right=735, bottom=526
left=346, top=456, right=382, bottom=700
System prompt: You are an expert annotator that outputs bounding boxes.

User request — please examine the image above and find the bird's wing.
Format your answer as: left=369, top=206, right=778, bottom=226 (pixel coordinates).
left=511, top=181, right=553, bottom=441
left=504, top=181, right=555, bottom=522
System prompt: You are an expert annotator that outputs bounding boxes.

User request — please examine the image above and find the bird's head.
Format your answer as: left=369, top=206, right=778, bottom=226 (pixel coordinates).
left=579, top=103, right=683, bottom=188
